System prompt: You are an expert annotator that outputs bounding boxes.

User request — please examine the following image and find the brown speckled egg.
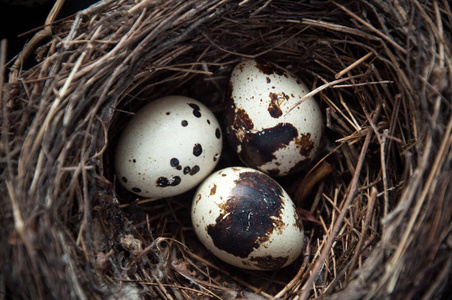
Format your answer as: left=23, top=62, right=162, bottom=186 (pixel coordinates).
left=191, top=166, right=304, bottom=270
left=225, top=59, right=324, bottom=176
left=115, top=96, right=222, bottom=198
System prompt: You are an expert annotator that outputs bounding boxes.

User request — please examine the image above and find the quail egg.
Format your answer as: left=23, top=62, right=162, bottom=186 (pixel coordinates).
left=115, top=95, right=223, bottom=198
left=225, top=59, right=324, bottom=176
left=191, top=166, right=304, bottom=270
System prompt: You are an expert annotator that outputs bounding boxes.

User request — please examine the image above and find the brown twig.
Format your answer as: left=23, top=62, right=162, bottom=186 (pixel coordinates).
left=9, top=0, right=66, bottom=82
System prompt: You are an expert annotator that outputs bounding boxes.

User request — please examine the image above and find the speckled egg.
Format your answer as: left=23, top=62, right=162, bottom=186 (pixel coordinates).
left=225, top=59, right=324, bottom=176
left=191, top=166, right=304, bottom=270
left=115, top=95, right=223, bottom=198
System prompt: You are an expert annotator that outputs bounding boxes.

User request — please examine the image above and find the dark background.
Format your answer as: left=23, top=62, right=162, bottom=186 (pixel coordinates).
left=0, top=0, right=98, bottom=65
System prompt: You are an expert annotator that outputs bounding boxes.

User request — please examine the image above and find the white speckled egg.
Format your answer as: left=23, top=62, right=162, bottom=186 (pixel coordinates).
left=191, top=166, right=304, bottom=270
left=115, top=95, right=223, bottom=198
left=225, top=59, right=324, bottom=176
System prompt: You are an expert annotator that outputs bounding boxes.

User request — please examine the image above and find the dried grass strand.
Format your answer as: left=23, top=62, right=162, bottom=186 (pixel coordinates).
left=300, top=104, right=381, bottom=300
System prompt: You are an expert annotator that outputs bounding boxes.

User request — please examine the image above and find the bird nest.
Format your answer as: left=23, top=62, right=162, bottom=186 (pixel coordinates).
left=1, top=0, right=451, bottom=299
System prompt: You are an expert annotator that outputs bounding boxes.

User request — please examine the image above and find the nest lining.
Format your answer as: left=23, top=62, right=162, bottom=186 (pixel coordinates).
left=1, top=0, right=451, bottom=299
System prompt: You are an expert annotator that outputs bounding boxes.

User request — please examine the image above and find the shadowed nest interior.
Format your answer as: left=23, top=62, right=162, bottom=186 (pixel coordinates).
left=1, top=0, right=451, bottom=299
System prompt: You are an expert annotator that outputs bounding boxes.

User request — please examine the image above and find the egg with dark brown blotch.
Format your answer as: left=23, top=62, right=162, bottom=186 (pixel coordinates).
left=225, top=59, right=324, bottom=176
left=191, top=167, right=304, bottom=270
left=115, top=96, right=223, bottom=198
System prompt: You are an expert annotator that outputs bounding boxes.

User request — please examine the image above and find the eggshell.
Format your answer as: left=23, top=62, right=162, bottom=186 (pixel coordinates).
left=115, top=95, right=223, bottom=198
left=191, top=166, right=304, bottom=270
left=225, top=59, right=324, bottom=176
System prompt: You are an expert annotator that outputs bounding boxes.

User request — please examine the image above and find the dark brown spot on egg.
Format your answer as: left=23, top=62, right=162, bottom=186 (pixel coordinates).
left=181, top=120, right=188, bottom=127
left=173, top=177, right=181, bottom=185
left=295, top=132, right=315, bottom=157
left=215, top=128, right=221, bottom=139
left=188, top=103, right=201, bottom=118
left=189, top=103, right=200, bottom=110
left=157, top=176, right=181, bottom=187
left=207, top=171, right=285, bottom=258
left=285, top=133, right=318, bottom=174
left=183, top=166, right=191, bottom=175
left=132, top=187, right=142, bottom=193
left=121, top=177, right=128, bottom=183
left=255, top=59, right=286, bottom=76
left=266, top=77, right=271, bottom=83
left=233, top=108, right=254, bottom=131
left=250, top=255, right=289, bottom=270
left=210, top=184, right=217, bottom=196
left=269, top=92, right=283, bottom=118
left=190, top=165, right=200, bottom=175
left=225, top=95, right=252, bottom=147
left=170, top=158, right=181, bottom=169
left=237, top=123, right=298, bottom=168
left=193, top=143, right=203, bottom=157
